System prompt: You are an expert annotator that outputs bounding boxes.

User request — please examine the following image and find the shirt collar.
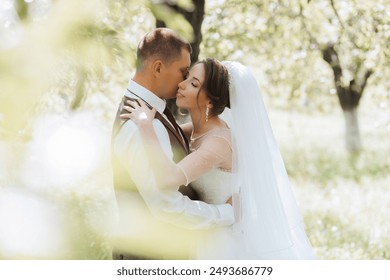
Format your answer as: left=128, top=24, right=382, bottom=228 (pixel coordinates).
left=125, top=79, right=166, bottom=114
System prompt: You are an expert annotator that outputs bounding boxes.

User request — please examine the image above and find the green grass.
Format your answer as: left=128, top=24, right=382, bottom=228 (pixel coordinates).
left=273, top=105, right=390, bottom=259
left=284, top=147, right=390, bottom=187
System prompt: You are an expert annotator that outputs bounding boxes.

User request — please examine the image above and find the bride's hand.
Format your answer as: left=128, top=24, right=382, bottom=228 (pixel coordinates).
left=226, top=196, right=233, bottom=206
left=120, top=100, right=156, bottom=125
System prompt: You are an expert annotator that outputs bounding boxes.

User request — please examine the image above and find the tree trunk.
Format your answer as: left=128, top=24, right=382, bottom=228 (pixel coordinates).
left=342, top=107, right=362, bottom=153
left=322, top=43, right=373, bottom=153
left=156, top=0, right=205, bottom=64
left=186, top=0, right=205, bottom=64
left=156, top=1, right=205, bottom=119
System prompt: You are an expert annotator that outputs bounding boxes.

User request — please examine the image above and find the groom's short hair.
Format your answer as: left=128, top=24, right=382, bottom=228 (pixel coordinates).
left=136, top=28, right=192, bottom=70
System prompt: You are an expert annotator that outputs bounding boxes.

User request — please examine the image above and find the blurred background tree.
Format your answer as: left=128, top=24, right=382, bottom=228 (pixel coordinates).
left=200, top=0, right=390, bottom=153
left=301, top=0, right=389, bottom=153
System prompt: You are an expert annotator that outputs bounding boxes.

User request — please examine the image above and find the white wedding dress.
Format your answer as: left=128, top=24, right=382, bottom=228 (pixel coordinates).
left=181, top=61, right=316, bottom=260
left=188, top=128, right=315, bottom=259
left=191, top=168, right=240, bottom=259
left=186, top=129, right=240, bottom=259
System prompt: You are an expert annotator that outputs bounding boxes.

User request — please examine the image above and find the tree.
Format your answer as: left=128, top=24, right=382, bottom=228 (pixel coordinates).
left=321, top=43, right=372, bottom=152
left=299, top=0, right=388, bottom=153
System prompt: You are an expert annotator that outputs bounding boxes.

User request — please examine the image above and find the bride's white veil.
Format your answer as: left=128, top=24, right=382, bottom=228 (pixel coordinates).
left=221, top=61, right=310, bottom=259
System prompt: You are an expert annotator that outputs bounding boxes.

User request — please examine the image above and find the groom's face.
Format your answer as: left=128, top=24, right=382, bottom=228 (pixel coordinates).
left=159, top=48, right=191, bottom=99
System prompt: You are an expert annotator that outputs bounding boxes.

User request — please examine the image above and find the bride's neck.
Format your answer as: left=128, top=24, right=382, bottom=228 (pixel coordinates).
left=190, top=111, right=218, bottom=135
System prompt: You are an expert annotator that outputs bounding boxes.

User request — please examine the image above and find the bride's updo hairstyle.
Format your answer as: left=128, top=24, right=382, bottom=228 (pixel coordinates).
left=196, top=58, right=230, bottom=116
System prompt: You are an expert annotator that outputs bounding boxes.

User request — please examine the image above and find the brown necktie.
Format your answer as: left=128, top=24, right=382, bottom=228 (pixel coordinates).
left=163, top=108, right=179, bottom=132
left=163, top=107, right=189, bottom=153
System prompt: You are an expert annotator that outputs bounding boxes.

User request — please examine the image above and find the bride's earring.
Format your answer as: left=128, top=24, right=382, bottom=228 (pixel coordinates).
left=205, top=107, right=210, bottom=122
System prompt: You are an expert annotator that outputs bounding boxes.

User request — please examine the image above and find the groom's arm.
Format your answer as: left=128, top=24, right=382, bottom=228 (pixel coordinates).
left=114, top=119, right=234, bottom=229
left=142, top=189, right=234, bottom=229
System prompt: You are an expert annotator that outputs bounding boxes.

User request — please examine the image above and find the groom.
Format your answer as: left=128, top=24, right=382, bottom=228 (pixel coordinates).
left=111, top=28, right=234, bottom=259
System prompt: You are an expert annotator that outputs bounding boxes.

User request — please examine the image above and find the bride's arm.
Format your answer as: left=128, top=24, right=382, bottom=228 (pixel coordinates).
left=121, top=101, right=187, bottom=190
left=122, top=100, right=229, bottom=191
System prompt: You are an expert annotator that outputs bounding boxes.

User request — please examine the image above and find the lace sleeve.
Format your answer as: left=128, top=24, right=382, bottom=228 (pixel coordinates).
left=177, top=134, right=232, bottom=185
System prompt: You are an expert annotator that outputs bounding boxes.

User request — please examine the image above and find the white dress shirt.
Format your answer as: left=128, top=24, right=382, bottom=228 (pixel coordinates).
left=112, top=80, right=234, bottom=257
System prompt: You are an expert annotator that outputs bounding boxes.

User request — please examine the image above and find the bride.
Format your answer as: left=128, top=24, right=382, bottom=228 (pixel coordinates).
left=122, top=58, right=316, bottom=259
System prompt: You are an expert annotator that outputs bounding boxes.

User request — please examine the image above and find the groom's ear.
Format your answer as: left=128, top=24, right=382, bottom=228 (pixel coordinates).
left=152, top=60, right=163, bottom=76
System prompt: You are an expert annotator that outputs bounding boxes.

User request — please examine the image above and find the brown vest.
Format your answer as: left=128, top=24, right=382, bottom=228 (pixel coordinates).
left=111, top=96, right=198, bottom=199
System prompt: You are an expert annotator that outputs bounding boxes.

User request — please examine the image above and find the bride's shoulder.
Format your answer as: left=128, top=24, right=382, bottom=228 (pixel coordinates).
left=213, top=126, right=231, bottom=137
left=214, top=121, right=231, bottom=137
left=204, top=127, right=231, bottom=147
